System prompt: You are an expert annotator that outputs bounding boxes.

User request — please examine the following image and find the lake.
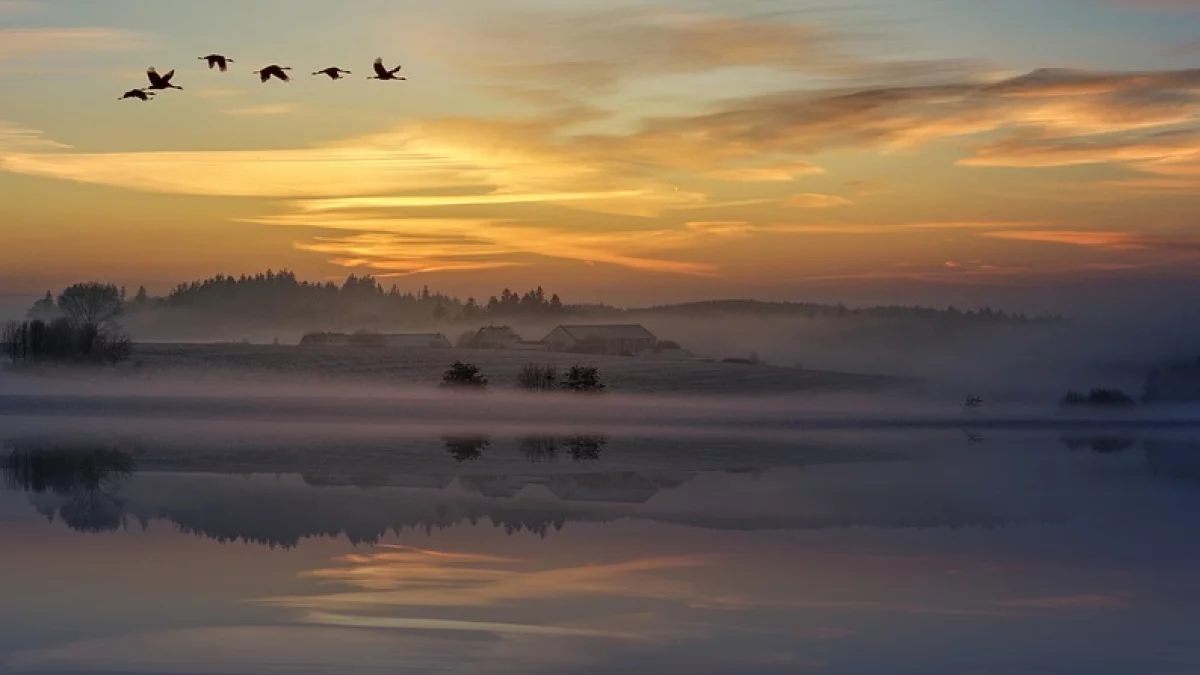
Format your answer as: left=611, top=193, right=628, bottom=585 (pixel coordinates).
left=1, top=426, right=1199, bottom=674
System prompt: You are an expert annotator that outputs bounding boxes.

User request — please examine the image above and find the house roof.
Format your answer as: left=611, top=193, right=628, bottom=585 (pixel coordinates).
left=550, top=324, right=657, bottom=341
left=475, top=326, right=518, bottom=336
left=381, top=333, right=448, bottom=340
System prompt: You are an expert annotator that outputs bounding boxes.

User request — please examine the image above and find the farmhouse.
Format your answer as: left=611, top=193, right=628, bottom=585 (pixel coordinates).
left=299, top=332, right=351, bottom=346
left=542, top=324, right=658, bottom=356
left=381, top=333, right=452, bottom=349
left=465, top=326, right=523, bottom=349
left=299, top=332, right=451, bottom=348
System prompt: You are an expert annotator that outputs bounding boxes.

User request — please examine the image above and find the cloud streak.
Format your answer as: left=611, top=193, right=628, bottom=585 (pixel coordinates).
left=0, top=28, right=148, bottom=60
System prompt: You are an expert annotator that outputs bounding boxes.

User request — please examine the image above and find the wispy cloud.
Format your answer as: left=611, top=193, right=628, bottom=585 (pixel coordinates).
left=981, top=230, right=1144, bottom=249
left=706, top=162, right=825, bottom=182
left=786, top=193, right=854, bottom=208
left=0, top=28, right=148, bottom=60
left=222, top=103, right=301, bottom=117
left=0, top=1, right=36, bottom=13
left=0, top=121, right=70, bottom=151
left=996, top=593, right=1128, bottom=610
left=258, top=214, right=719, bottom=276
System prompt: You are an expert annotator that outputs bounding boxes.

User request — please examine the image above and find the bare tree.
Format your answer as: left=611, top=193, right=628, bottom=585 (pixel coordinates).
left=57, top=283, right=122, bottom=330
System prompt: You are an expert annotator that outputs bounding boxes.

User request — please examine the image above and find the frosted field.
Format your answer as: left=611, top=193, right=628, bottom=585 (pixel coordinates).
left=126, top=343, right=900, bottom=394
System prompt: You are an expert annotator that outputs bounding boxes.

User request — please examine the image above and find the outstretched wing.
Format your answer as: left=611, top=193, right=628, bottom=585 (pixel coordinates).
left=161, top=69, right=176, bottom=83
left=373, top=58, right=388, bottom=78
left=147, top=67, right=164, bottom=87
left=389, top=63, right=403, bottom=75
left=275, top=67, right=291, bottom=82
left=218, top=58, right=228, bottom=72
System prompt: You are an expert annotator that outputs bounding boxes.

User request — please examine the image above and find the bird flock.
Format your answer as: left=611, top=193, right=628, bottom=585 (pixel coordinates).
left=119, top=55, right=405, bottom=101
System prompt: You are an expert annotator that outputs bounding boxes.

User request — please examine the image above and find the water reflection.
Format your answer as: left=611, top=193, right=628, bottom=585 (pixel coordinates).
left=2, top=439, right=135, bottom=533
left=2, top=430, right=1200, bottom=674
left=442, top=435, right=491, bottom=463
left=520, top=435, right=609, bottom=463
left=1062, top=435, right=1137, bottom=454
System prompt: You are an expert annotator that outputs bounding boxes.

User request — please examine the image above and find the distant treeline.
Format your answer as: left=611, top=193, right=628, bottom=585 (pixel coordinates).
left=628, top=300, right=1061, bottom=323
left=25, top=269, right=1058, bottom=327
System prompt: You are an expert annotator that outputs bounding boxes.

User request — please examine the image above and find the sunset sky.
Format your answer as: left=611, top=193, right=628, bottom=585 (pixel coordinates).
left=2, top=0, right=1200, bottom=309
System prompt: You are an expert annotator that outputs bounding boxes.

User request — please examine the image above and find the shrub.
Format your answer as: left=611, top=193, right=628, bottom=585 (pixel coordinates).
left=517, top=363, right=558, bottom=391
left=440, top=361, right=489, bottom=389
left=1, top=319, right=133, bottom=367
left=561, top=365, right=605, bottom=393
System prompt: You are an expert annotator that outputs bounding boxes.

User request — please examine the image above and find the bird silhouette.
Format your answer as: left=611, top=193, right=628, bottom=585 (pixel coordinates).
left=146, top=67, right=182, bottom=90
left=199, top=54, right=234, bottom=72
left=119, top=88, right=155, bottom=102
left=368, top=57, right=405, bottom=81
left=253, top=65, right=292, bottom=83
left=313, top=67, right=351, bottom=80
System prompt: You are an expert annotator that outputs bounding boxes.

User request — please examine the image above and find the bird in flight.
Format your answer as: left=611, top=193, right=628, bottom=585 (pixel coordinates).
left=199, top=54, right=234, bottom=72
left=368, top=57, right=405, bottom=81
left=146, top=67, right=182, bottom=90
left=119, top=88, right=155, bottom=102
left=253, top=65, right=293, bottom=83
left=312, top=67, right=351, bottom=80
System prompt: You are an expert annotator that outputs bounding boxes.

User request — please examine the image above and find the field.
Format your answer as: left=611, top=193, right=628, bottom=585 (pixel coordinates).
left=127, top=343, right=900, bottom=395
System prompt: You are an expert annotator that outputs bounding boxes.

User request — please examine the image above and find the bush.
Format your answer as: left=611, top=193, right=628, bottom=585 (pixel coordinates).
left=517, top=363, right=558, bottom=391
left=2, top=319, right=133, bottom=367
left=440, top=361, right=489, bottom=389
left=1061, top=388, right=1136, bottom=407
left=561, top=365, right=605, bottom=393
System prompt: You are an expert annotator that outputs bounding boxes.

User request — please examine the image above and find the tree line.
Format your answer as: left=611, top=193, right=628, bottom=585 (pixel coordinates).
left=20, top=269, right=1057, bottom=329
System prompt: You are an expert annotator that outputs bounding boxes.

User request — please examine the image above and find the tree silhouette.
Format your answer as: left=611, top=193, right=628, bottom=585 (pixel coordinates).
left=561, top=365, right=606, bottom=393
left=57, top=283, right=122, bottom=330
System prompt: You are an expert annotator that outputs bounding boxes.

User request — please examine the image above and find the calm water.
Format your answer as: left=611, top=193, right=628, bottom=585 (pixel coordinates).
left=2, top=428, right=1200, bottom=674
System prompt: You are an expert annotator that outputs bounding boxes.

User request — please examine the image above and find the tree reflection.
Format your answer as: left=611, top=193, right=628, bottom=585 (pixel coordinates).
left=442, top=436, right=491, bottom=463
left=1061, top=436, right=1137, bottom=454
left=519, top=436, right=559, bottom=463
left=517, top=435, right=608, bottom=463
left=1, top=440, right=136, bottom=533
left=564, top=435, right=607, bottom=462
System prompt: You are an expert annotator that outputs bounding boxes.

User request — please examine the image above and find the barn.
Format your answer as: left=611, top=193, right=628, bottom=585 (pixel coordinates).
left=299, top=332, right=351, bottom=346
left=541, top=325, right=658, bottom=356
left=466, top=326, right=523, bottom=349
left=381, top=333, right=452, bottom=349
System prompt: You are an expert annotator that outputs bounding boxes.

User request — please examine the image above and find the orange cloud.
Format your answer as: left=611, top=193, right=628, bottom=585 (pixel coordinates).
left=786, top=193, right=854, bottom=208
left=981, top=230, right=1144, bottom=249
left=253, top=213, right=718, bottom=276
left=705, top=162, right=825, bottom=182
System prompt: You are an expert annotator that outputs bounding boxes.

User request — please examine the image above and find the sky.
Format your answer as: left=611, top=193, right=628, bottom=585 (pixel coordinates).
left=2, top=0, right=1200, bottom=309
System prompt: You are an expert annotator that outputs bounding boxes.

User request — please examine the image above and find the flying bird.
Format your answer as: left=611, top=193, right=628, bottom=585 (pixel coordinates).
left=199, top=54, right=234, bottom=72
left=313, top=67, right=351, bottom=80
left=253, top=65, right=292, bottom=83
left=146, top=67, right=182, bottom=90
left=119, top=88, right=155, bottom=101
left=368, top=57, right=405, bottom=81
